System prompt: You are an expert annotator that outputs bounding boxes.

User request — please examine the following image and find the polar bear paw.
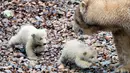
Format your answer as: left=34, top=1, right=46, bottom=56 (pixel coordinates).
left=116, top=65, right=130, bottom=73
left=28, top=56, right=39, bottom=60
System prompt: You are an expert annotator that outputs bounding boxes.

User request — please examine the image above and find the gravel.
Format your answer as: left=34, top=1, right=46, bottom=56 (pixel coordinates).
left=0, top=0, right=120, bottom=72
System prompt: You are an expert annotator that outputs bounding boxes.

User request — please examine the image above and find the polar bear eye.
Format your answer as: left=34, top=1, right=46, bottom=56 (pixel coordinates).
left=40, top=37, right=43, bottom=40
left=83, top=52, right=87, bottom=56
left=89, top=56, right=94, bottom=59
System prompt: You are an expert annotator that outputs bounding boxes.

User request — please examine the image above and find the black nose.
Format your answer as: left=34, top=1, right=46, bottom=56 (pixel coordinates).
left=43, top=43, right=47, bottom=45
left=78, top=29, right=84, bottom=34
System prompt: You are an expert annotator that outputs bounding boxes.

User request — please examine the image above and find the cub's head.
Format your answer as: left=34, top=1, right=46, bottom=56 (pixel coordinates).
left=74, top=0, right=99, bottom=35
left=81, top=48, right=98, bottom=63
left=31, top=29, right=47, bottom=46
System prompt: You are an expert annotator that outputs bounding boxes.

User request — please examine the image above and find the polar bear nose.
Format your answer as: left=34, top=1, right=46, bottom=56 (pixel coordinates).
left=43, top=43, right=47, bottom=45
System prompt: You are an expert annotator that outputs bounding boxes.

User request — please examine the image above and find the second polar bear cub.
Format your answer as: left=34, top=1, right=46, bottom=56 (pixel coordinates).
left=58, top=39, right=98, bottom=69
left=8, top=24, right=47, bottom=60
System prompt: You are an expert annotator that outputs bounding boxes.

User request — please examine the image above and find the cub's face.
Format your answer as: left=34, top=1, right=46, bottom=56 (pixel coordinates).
left=82, top=49, right=98, bottom=63
left=32, top=29, right=47, bottom=45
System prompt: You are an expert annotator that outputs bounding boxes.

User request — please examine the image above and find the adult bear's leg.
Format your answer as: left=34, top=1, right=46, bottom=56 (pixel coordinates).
left=113, top=30, right=130, bottom=72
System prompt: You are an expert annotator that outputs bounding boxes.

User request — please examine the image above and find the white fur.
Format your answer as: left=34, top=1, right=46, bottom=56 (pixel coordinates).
left=58, top=39, right=98, bottom=69
left=8, top=24, right=47, bottom=60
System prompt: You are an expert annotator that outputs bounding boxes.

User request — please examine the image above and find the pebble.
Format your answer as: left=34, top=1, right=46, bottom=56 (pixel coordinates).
left=4, top=70, right=12, bottom=73
left=101, top=60, right=111, bottom=66
left=17, top=68, right=23, bottom=72
left=58, top=64, right=64, bottom=69
left=66, top=11, right=72, bottom=18
left=35, top=16, right=43, bottom=22
left=2, top=10, right=14, bottom=18
left=35, top=65, right=41, bottom=69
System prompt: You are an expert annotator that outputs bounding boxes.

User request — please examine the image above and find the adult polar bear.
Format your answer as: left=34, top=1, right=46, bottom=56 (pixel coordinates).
left=8, top=24, right=47, bottom=60
left=74, top=0, right=130, bottom=72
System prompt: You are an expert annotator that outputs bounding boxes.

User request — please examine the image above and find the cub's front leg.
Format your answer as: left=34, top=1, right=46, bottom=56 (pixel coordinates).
left=113, top=31, right=130, bottom=73
left=75, top=57, right=92, bottom=69
left=26, top=40, right=38, bottom=60
left=34, top=46, right=44, bottom=54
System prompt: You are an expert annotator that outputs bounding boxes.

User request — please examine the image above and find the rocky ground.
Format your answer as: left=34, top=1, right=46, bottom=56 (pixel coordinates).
left=0, top=0, right=120, bottom=73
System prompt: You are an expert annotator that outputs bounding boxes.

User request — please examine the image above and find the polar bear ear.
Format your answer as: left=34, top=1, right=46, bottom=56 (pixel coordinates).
left=31, top=34, right=36, bottom=38
left=83, top=52, right=87, bottom=56
left=80, top=1, right=88, bottom=15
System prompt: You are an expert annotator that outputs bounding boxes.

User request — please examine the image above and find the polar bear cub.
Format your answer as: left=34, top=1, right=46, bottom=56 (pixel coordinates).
left=58, top=39, right=98, bottom=69
left=8, top=24, right=47, bottom=60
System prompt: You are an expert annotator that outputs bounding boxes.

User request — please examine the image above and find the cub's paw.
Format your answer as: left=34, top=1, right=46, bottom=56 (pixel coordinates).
left=28, top=56, right=38, bottom=60
left=29, top=60, right=38, bottom=66
left=116, top=65, right=130, bottom=73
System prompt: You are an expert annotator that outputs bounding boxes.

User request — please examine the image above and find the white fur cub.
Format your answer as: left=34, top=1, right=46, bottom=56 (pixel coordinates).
left=8, top=24, right=47, bottom=60
left=58, top=39, right=98, bottom=69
